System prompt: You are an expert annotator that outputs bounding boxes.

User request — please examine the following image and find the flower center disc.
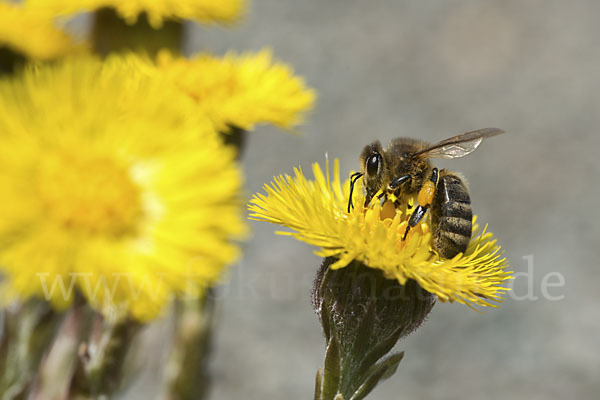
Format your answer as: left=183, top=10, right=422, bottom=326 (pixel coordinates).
left=38, top=154, right=142, bottom=235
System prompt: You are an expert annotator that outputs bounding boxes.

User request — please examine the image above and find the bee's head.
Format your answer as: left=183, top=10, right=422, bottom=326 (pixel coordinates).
left=359, top=141, right=385, bottom=206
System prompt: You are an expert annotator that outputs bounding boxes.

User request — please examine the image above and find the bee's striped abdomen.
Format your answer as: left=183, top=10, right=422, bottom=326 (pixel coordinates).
left=431, top=173, right=473, bottom=259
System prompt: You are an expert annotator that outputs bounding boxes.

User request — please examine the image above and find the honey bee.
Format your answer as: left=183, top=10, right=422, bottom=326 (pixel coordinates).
left=348, top=128, right=504, bottom=259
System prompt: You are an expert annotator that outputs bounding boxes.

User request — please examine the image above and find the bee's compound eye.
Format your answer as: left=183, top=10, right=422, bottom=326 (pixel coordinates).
left=366, top=153, right=381, bottom=176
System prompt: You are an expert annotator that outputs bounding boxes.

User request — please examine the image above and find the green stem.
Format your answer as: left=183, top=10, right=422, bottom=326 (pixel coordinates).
left=28, top=300, right=92, bottom=400
left=0, top=300, right=63, bottom=400
left=163, top=293, right=216, bottom=400
left=221, top=125, right=247, bottom=160
left=70, top=311, right=140, bottom=397
left=92, top=8, right=184, bottom=57
left=0, top=47, right=26, bottom=75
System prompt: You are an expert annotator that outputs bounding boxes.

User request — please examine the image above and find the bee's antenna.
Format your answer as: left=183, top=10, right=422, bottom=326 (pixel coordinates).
left=347, top=172, right=364, bottom=213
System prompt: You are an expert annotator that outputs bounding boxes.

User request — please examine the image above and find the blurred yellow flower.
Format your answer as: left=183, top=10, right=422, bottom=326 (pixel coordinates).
left=157, top=49, right=316, bottom=133
left=26, top=0, right=246, bottom=28
left=249, top=158, right=511, bottom=307
left=0, top=1, right=76, bottom=60
left=0, top=54, right=246, bottom=320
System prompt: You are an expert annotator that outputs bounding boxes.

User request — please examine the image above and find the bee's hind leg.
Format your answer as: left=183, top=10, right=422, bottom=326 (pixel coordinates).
left=402, top=168, right=438, bottom=240
left=403, top=205, right=428, bottom=240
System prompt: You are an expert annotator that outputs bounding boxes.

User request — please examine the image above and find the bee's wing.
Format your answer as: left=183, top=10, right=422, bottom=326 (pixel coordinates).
left=413, top=128, right=504, bottom=159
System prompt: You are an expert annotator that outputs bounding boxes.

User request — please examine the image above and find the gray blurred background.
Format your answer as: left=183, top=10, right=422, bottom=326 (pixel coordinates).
left=188, top=1, right=598, bottom=398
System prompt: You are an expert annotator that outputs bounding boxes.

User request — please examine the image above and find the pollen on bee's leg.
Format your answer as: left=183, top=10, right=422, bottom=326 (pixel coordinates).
left=417, top=181, right=436, bottom=207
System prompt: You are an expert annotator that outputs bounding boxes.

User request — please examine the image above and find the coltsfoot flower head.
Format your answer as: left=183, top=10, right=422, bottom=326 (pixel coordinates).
left=0, top=2, right=76, bottom=61
left=157, top=49, right=316, bottom=133
left=249, top=158, right=512, bottom=308
left=26, top=0, right=246, bottom=28
left=0, top=54, right=246, bottom=320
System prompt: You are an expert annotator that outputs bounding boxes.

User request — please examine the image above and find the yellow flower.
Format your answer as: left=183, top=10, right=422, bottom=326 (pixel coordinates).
left=0, top=54, right=246, bottom=320
left=157, top=49, right=316, bottom=133
left=249, top=158, right=512, bottom=308
left=0, top=2, right=76, bottom=60
left=26, top=0, right=246, bottom=28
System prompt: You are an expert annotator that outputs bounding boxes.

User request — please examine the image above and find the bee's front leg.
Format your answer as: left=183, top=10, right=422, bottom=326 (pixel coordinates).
left=402, top=168, right=438, bottom=240
left=347, top=172, right=364, bottom=212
